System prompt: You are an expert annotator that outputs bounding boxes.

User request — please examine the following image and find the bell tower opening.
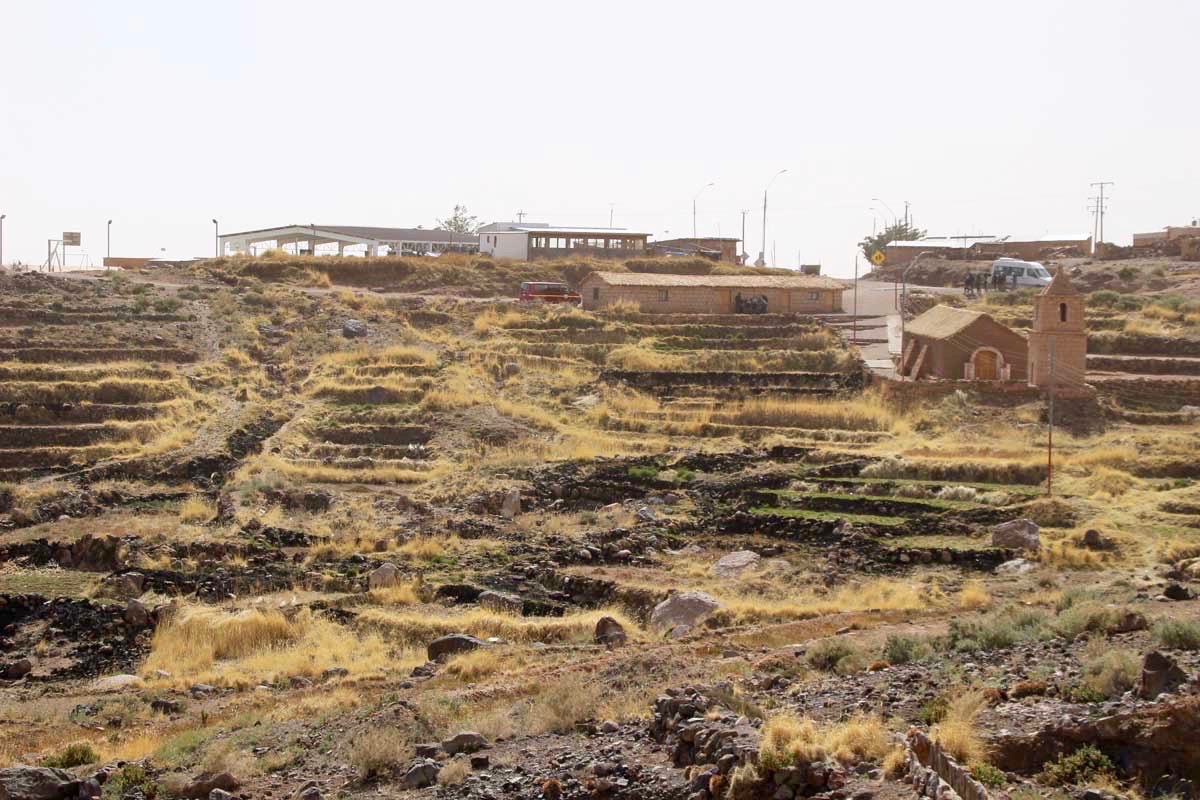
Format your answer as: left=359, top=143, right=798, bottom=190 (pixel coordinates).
left=1059, top=302, right=1067, bottom=322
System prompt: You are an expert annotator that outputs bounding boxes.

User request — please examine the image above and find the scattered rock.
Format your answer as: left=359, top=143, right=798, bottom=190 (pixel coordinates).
left=427, top=633, right=486, bottom=661
left=1137, top=651, right=1188, bottom=699
left=320, top=667, right=348, bottom=682
left=92, top=674, right=143, bottom=692
left=124, top=598, right=149, bottom=627
left=150, top=698, right=185, bottom=714
left=1106, top=610, right=1149, bottom=634
left=650, top=591, right=721, bottom=633
left=636, top=505, right=658, bottom=522
left=470, top=754, right=489, bottom=770
left=0, top=766, right=80, bottom=800
left=1163, top=583, right=1193, bottom=601
left=401, top=759, right=440, bottom=789
left=1, top=658, right=32, bottom=680
left=712, top=550, right=761, bottom=580
left=600, top=720, right=619, bottom=734
left=442, top=731, right=488, bottom=756
left=1081, top=529, right=1113, bottom=550
left=292, top=783, right=321, bottom=800
left=996, top=558, right=1035, bottom=575
left=367, top=562, right=402, bottom=590
left=992, top=518, right=1040, bottom=550
left=594, top=616, right=627, bottom=647
left=478, top=590, right=523, bottom=616
left=208, top=790, right=235, bottom=800
left=414, top=744, right=442, bottom=758
left=341, top=319, right=369, bottom=339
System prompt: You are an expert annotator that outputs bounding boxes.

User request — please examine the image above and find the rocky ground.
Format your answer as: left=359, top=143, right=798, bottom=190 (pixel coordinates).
left=2, top=262, right=1200, bottom=800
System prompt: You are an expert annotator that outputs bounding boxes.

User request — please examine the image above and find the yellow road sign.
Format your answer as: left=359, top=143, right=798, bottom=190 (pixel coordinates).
left=871, top=250, right=885, bottom=266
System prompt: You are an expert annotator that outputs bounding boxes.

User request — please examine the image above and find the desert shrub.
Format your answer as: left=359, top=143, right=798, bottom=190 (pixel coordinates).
left=1080, top=648, right=1139, bottom=698
left=882, top=634, right=932, bottom=665
left=1061, top=684, right=1107, bottom=703
left=0, top=483, right=13, bottom=513
left=349, top=729, right=407, bottom=781
left=759, top=714, right=890, bottom=769
left=920, top=696, right=949, bottom=725
left=437, top=758, right=471, bottom=785
left=43, top=742, right=99, bottom=768
left=1153, top=618, right=1200, bottom=650
left=977, top=490, right=1011, bottom=506
left=946, top=607, right=1048, bottom=652
left=936, top=485, right=977, bottom=502
left=971, top=762, right=1007, bottom=787
left=1053, top=602, right=1122, bottom=639
left=894, top=484, right=932, bottom=499
left=806, top=639, right=865, bottom=673
left=1088, top=290, right=1144, bottom=311
left=1039, top=745, right=1116, bottom=786
left=627, top=465, right=660, bottom=481
left=958, top=580, right=992, bottom=610
left=177, top=495, right=213, bottom=524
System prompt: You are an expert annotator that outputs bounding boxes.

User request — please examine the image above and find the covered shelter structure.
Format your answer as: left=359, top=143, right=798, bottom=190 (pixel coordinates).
left=579, top=271, right=845, bottom=314
left=899, top=305, right=1028, bottom=382
left=479, top=225, right=648, bottom=261
left=217, top=225, right=478, bottom=257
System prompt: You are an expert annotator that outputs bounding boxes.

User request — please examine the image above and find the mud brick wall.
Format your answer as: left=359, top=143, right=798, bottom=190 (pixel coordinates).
left=906, top=730, right=990, bottom=800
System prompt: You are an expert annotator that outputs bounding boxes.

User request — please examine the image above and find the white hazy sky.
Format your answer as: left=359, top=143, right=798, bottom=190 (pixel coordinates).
left=2, top=0, right=1197, bottom=276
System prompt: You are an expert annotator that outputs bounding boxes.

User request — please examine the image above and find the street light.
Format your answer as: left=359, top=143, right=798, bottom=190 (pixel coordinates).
left=0, top=214, right=5, bottom=268
left=692, top=182, right=714, bottom=240
left=212, top=219, right=219, bottom=258
left=106, top=220, right=112, bottom=263
left=758, top=169, right=787, bottom=266
left=872, top=198, right=897, bottom=227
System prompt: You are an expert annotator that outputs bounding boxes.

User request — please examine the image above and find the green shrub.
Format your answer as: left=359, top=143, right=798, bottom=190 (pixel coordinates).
left=1081, top=648, right=1139, bottom=698
left=42, top=742, right=99, bottom=768
left=971, top=762, right=1007, bottom=788
left=153, top=298, right=182, bottom=314
left=946, top=607, right=1048, bottom=653
left=919, top=696, right=949, bottom=725
left=1039, top=745, right=1116, bottom=786
left=883, top=634, right=932, bottom=665
left=1053, top=602, right=1121, bottom=639
left=806, top=639, right=863, bottom=673
left=1153, top=618, right=1200, bottom=650
left=1087, top=290, right=1144, bottom=311
left=1061, top=684, right=1106, bottom=703
left=627, top=465, right=660, bottom=481
left=103, top=764, right=157, bottom=800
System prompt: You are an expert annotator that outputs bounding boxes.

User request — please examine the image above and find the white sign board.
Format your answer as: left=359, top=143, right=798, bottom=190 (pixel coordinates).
left=63, top=231, right=81, bottom=246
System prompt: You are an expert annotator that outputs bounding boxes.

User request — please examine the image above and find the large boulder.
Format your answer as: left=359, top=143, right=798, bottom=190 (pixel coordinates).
left=1137, top=651, right=1189, bottom=699
left=991, top=519, right=1040, bottom=550
left=341, top=319, right=369, bottom=339
left=125, top=598, right=150, bottom=627
left=712, top=551, right=760, bottom=580
left=594, top=616, right=627, bottom=647
left=367, top=562, right=402, bottom=590
left=401, top=759, right=440, bottom=790
left=649, top=591, right=721, bottom=633
left=441, top=731, right=488, bottom=756
left=427, top=633, right=486, bottom=662
left=180, top=772, right=239, bottom=800
left=478, top=590, right=522, bottom=616
left=1, top=658, right=32, bottom=680
left=0, top=767, right=80, bottom=800
left=499, top=489, right=521, bottom=520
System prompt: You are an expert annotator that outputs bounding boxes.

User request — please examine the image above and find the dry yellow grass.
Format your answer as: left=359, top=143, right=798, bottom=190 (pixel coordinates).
left=142, top=606, right=416, bottom=686
left=262, top=454, right=440, bottom=484
left=706, top=395, right=899, bottom=432
left=957, top=580, right=991, bottom=610
left=759, top=714, right=892, bottom=768
left=367, top=582, right=422, bottom=605
left=719, top=578, right=938, bottom=624
left=1158, top=538, right=1200, bottom=564
left=358, top=606, right=640, bottom=646
left=932, top=691, right=989, bottom=764
left=177, top=496, right=213, bottom=524
left=1039, top=540, right=1106, bottom=570
left=443, top=648, right=513, bottom=682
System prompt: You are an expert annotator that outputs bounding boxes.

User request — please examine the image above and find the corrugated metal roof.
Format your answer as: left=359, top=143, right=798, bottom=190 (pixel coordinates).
left=585, top=271, right=845, bottom=290
left=904, top=305, right=992, bottom=340
left=220, top=224, right=477, bottom=244
left=886, top=236, right=1003, bottom=249
left=506, top=226, right=650, bottom=236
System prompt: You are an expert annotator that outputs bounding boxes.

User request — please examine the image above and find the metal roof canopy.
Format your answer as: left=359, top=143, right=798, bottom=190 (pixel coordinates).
left=219, top=224, right=476, bottom=245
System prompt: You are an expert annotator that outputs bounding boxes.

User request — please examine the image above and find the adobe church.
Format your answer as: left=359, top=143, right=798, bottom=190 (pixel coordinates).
left=899, top=268, right=1088, bottom=393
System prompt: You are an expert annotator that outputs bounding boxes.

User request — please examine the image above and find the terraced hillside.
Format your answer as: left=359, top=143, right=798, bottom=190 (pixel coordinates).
left=2, top=263, right=1200, bottom=800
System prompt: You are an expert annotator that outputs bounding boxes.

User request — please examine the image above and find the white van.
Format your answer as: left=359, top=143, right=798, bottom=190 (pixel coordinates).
left=991, top=258, right=1052, bottom=289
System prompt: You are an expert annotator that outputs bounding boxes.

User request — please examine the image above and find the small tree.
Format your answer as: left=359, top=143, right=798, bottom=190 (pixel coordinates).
left=860, top=221, right=926, bottom=260
left=437, top=205, right=479, bottom=235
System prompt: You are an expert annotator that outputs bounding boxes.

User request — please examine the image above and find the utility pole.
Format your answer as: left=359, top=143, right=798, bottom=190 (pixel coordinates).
left=1090, top=181, right=1113, bottom=245
left=0, top=214, right=5, bottom=268
left=740, top=210, right=748, bottom=263
left=107, top=219, right=112, bottom=264
left=852, top=253, right=859, bottom=345
left=516, top=210, right=527, bottom=224
left=609, top=203, right=614, bottom=228
left=903, top=200, right=910, bottom=228
left=1047, top=338, right=1055, bottom=497
left=759, top=169, right=787, bottom=267
left=1088, top=196, right=1101, bottom=252
left=212, top=219, right=219, bottom=258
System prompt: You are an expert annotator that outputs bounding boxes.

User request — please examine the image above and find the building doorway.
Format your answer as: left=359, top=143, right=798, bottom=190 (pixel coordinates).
left=967, top=346, right=1009, bottom=381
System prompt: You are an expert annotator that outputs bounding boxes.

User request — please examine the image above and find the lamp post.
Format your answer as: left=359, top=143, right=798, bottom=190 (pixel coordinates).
left=872, top=197, right=897, bottom=227
left=759, top=169, right=787, bottom=267
left=106, top=220, right=112, bottom=264
left=692, top=182, right=714, bottom=240
left=212, top=219, right=219, bottom=258
left=0, top=214, right=5, bottom=268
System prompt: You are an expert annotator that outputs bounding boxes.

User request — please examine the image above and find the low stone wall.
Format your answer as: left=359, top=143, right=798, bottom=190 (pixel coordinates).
left=905, top=730, right=990, bottom=800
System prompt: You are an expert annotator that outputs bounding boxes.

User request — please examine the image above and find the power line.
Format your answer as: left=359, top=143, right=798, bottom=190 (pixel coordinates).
left=1089, top=181, right=1113, bottom=247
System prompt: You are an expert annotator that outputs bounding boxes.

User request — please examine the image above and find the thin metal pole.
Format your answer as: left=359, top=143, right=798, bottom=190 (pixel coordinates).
left=740, top=210, right=747, bottom=263
left=1047, top=338, right=1055, bottom=497
left=852, top=254, right=859, bottom=345
left=761, top=189, right=768, bottom=265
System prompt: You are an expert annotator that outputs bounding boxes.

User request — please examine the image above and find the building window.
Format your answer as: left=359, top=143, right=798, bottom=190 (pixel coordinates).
left=658, top=289, right=669, bottom=302
left=808, top=292, right=819, bottom=300
left=592, top=287, right=600, bottom=301
left=1059, top=302, right=1068, bottom=322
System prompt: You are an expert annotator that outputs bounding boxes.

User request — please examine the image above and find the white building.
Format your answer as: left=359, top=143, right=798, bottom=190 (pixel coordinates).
left=217, top=224, right=478, bottom=257
left=478, top=223, right=649, bottom=261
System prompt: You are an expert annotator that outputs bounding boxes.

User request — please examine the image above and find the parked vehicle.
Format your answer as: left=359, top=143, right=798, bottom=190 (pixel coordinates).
left=991, top=258, right=1052, bottom=289
left=518, top=281, right=581, bottom=305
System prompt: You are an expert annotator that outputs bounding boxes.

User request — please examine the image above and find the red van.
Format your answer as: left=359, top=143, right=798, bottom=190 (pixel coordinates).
left=518, top=281, right=581, bottom=305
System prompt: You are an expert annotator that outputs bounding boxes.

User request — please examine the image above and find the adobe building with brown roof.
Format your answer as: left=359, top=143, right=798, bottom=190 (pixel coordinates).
left=1028, top=267, right=1086, bottom=391
left=899, top=305, right=1028, bottom=382
left=578, top=271, right=845, bottom=314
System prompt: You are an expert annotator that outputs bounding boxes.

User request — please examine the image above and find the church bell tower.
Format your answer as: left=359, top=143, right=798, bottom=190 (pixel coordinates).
left=1028, top=268, right=1086, bottom=391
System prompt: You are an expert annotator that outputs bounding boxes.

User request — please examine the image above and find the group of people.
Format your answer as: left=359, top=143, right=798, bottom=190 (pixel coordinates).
left=964, top=271, right=1017, bottom=297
